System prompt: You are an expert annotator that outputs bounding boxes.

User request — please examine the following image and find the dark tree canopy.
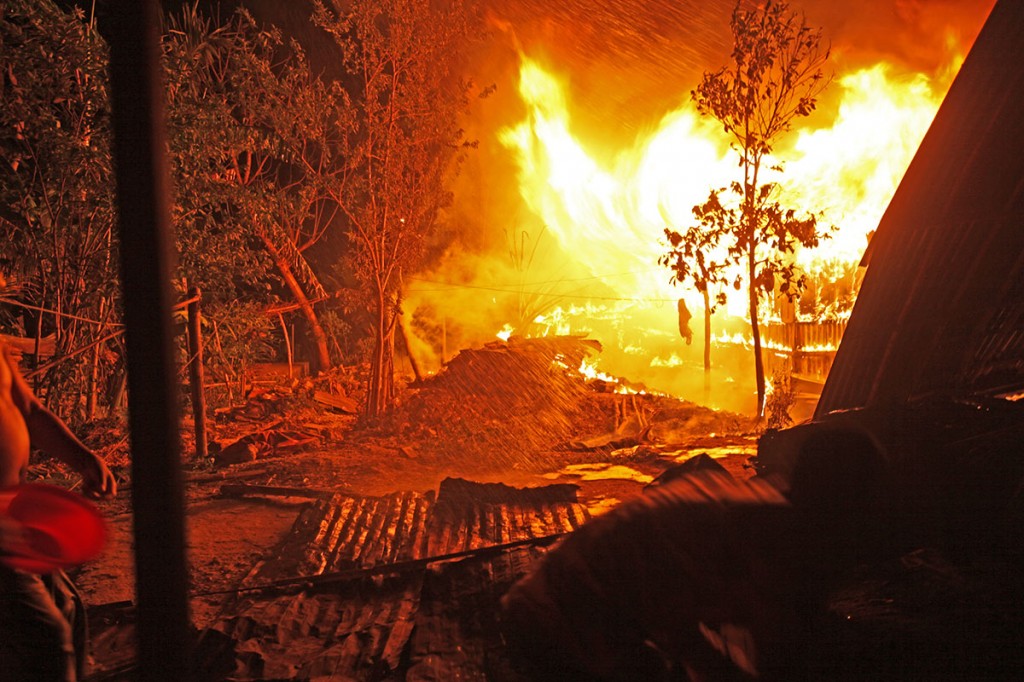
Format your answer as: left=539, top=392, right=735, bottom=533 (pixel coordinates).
left=314, top=0, right=481, bottom=417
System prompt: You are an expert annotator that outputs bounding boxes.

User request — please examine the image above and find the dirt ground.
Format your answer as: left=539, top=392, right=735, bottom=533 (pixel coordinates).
left=55, top=363, right=1024, bottom=680
left=71, top=429, right=761, bottom=631
left=19, top=348, right=764, bottom=677
left=61, top=375, right=761, bottom=632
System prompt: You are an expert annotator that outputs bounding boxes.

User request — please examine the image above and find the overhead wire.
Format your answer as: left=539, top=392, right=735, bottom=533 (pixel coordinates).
left=405, top=269, right=682, bottom=303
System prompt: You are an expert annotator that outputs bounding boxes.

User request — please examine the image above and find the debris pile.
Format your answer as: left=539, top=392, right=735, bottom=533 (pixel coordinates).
left=388, top=336, right=612, bottom=470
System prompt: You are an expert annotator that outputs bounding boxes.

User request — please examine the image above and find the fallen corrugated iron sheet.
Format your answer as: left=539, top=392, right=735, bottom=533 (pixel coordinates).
left=405, top=547, right=543, bottom=682
left=199, top=491, right=431, bottom=680
left=247, top=491, right=433, bottom=578
left=198, top=479, right=590, bottom=680
left=427, top=477, right=587, bottom=556
left=213, top=575, right=422, bottom=679
left=405, top=478, right=588, bottom=681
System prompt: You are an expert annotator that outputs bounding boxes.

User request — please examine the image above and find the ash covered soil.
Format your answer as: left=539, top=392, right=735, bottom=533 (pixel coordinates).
left=30, top=337, right=761, bottom=640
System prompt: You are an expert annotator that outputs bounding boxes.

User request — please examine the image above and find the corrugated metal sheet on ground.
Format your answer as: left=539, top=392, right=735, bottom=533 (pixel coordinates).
left=405, top=547, right=545, bottom=682
left=204, top=491, right=432, bottom=680
left=426, top=478, right=589, bottom=556
left=244, top=491, right=433, bottom=581
left=201, top=481, right=590, bottom=680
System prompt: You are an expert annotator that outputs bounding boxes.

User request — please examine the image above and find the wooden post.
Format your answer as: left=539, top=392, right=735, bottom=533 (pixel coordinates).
left=187, top=287, right=208, bottom=460
left=278, top=312, right=293, bottom=379
left=398, top=316, right=424, bottom=382
left=108, top=0, right=192, bottom=675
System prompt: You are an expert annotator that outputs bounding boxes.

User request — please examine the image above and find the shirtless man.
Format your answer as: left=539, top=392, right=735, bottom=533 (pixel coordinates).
left=0, top=275, right=118, bottom=681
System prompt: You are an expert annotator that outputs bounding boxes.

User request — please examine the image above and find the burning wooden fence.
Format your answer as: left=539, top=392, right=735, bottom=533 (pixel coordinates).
left=761, top=319, right=848, bottom=387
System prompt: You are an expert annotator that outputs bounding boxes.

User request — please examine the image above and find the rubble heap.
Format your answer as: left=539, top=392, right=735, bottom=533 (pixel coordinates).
left=389, top=336, right=611, bottom=469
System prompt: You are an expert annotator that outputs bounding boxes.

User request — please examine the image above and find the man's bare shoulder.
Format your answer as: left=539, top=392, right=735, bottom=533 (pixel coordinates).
left=0, top=338, right=15, bottom=386
left=0, top=339, right=32, bottom=486
left=0, top=338, right=38, bottom=415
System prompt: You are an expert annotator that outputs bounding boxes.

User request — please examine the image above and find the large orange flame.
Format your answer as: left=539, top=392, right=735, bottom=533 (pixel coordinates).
left=500, top=55, right=956, bottom=310
left=477, top=51, right=964, bottom=410
left=401, top=4, right=993, bottom=413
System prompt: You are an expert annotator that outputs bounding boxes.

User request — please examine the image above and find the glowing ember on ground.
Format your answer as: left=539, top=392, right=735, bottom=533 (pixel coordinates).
left=544, top=463, right=655, bottom=484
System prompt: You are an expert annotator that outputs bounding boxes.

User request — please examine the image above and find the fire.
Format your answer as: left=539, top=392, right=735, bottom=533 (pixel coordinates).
left=401, top=5, right=992, bottom=414
left=785, top=63, right=957, bottom=268
left=576, top=357, right=644, bottom=395
left=490, top=50, right=960, bottom=405
left=499, top=58, right=731, bottom=312
left=711, top=332, right=839, bottom=355
left=501, top=55, right=955, bottom=307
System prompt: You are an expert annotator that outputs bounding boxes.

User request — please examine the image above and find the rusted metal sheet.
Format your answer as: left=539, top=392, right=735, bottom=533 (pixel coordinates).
left=404, top=479, right=590, bottom=680
left=426, top=477, right=587, bottom=556
left=213, top=574, right=423, bottom=679
left=241, top=492, right=432, bottom=583
left=199, top=481, right=590, bottom=680
left=816, top=0, right=1024, bottom=416
left=202, top=492, right=432, bottom=679
left=405, top=547, right=544, bottom=682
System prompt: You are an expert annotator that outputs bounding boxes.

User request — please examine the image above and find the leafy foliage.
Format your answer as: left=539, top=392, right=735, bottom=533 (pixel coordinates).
left=1, top=0, right=480, bottom=423
left=765, top=364, right=796, bottom=430
left=690, top=0, right=832, bottom=416
left=198, top=299, right=278, bottom=403
left=314, top=0, right=480, bottom=417
left=0, top=0, right=120, bottom=422
left=162, top=6, right=348, bottom=372
left=661, top=190, right=732, bottom=374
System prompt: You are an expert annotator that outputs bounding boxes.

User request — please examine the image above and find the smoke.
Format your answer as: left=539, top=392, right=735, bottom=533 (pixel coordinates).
left=402, top=0, right=996, bottom=411
left=470, top=0, right=995, bottom=137
left=802, top=0, right=996, bottom=72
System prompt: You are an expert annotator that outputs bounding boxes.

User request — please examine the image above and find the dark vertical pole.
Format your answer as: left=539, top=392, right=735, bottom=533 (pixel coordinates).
left=106, top=1, right=192, bottom=680
left=188, top=287, right=209, bottom=460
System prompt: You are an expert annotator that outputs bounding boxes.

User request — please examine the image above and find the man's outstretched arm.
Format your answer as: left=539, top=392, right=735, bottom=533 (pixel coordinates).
left=5, top=348, right=117, bottom=499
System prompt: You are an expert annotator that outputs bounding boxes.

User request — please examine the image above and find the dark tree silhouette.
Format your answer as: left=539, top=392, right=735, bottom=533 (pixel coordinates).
left=692, top=0, right=832, bottom=416
left=314, top=0, right=478, bottom=418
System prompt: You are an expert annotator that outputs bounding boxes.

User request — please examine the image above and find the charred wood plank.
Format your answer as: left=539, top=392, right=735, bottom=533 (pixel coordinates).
left=218, top=483, right=353, bottom=500
left=194, top=533, right=566, bottom=598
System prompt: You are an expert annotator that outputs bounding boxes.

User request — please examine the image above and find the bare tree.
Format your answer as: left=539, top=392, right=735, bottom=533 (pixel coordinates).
left=315, top=0, right=478, bottom=418
left=692, top=0, right=832, bottom=416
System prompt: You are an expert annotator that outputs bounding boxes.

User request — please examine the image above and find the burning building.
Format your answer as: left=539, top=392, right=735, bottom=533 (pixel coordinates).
left=403, top=0, right=996, bottom=416
left=499, top=2, right=1024, bottom=678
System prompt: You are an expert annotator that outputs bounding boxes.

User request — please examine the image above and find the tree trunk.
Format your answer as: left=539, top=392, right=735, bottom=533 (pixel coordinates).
left=366, top=289, right=396, bottom=418
left=749, top=247, right=766, bottom=417
left=702, top=288, right=712, bottom=374
left=259, top=235, right=331, bottom=373
left=702, top=288, right=712, bottom=403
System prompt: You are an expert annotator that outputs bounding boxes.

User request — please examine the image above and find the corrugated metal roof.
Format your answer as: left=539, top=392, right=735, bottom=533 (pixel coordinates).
left=406, top=547, right=544, bottom=682
left=816, top=0, right=1024, bottom=416
left=198, top=481, right=591, bottom=680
